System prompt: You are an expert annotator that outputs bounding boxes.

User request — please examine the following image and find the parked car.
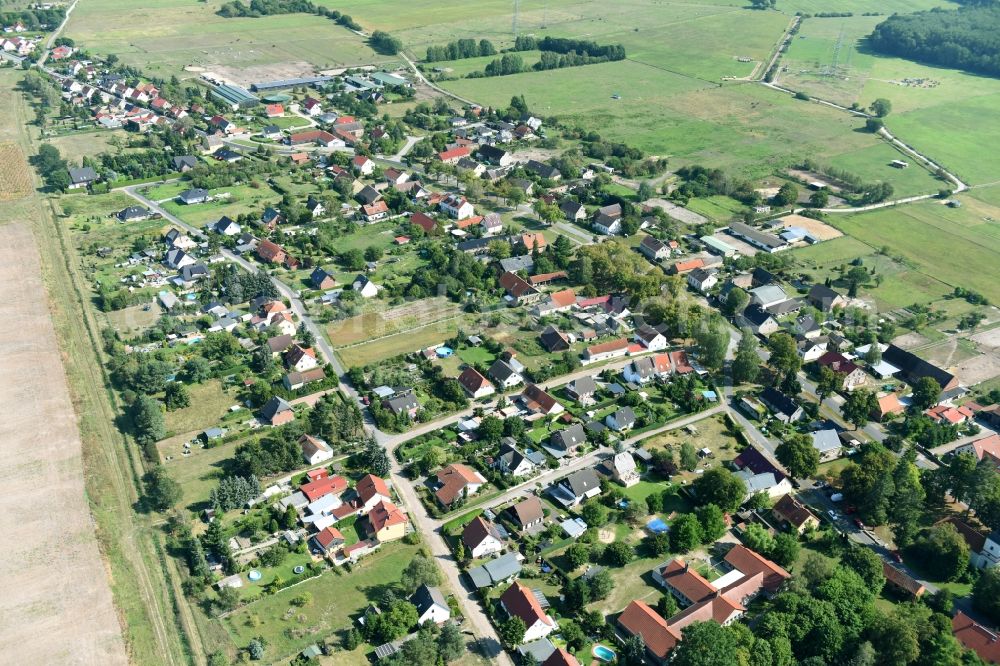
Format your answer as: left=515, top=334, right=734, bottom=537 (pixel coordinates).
left=853, top=518, right=866, bottom=529
left=827, top=509, right=839, bottom=521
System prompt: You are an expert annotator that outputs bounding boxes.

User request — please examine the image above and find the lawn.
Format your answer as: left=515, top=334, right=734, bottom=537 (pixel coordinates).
left=222, top=542, right=420, bottom=660
left=157, top=433, right=248, bottom=509
left=641, top=414, right=742, bottom=485
left=47, top=129, right=130, bottom=164
left=326, top=297, right=466, bottom=347
left=334, top=313, right=476, bottom=368
left=63, top=0, right=395, bottom=78
left=234, top=551, right=315, bottom=599
left=162, top=183, right=281, bottom=228
left=162, top=379, right=236, bottom=438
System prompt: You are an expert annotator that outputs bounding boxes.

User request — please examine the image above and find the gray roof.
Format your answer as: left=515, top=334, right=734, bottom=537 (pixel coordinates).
left=560, top=468, right=601, bottom=498
left=409, top=584, right=448, bottom=615
left=68, top=166, right=98, bottom=184
left=610, top=406, right=637, bottom=428
left=550, top=423, right=586, bottom=451
left=499, top=254, right=534, bottom=273
left=810, top=428, right=842, bottom=454
left=567, top=375, right=597, bottom=398
left=517, top=638, right=557, bottom=663
left=468, top=552, right=522, bottom=588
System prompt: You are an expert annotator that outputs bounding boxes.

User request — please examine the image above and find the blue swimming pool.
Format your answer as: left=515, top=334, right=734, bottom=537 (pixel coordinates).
left=593, top=645, right=616, bottom=662
left=247, top=570, right=262, bottom=582
left=436, top=346, right=454, bottom=357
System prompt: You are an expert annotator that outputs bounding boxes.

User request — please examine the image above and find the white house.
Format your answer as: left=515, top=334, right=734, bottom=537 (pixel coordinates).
left=463, top=516, right=505, bottom=559
left=440, top=193, right=475, bottom=220
left=500, top=582, right=557, bottom=643
left=286, top=345, right=319, bottom=372
left=606, top=407, right=637, bottom=432
left=612, top=452, right=640, bottom=487
left=352, top=155, right=375, bottom=176
left=411, top=585, right=451, bottom=626
left=634, top=324, right=667, bottom=351
left=299, top=435, right=334, bottom=465
left=353, top=275, right=380, bottom=298
left=488, top=359, right=524, bottom=390
left=687, top=268, right=718, bottom=293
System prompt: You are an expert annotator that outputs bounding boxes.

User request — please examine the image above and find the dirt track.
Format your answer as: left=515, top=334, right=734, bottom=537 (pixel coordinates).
left=0, top=222, right=127, bottom=664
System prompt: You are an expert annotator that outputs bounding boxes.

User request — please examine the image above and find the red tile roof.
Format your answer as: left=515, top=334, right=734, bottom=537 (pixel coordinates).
left=617, top=600, right=681, bottom=660
left=953, top=612, right=1000, bottom=664
left=410, top=212, right=436, bottom=233
left=723, top=545, right=790, bottom=594
left=301, top=475, right=348, bottom=502
left=438, top=146, right=470, bottom=161
left=671, top=258, right=704, bottom=274
left=521, top=383, right=560, bottom=414
left=658, top=559, right=716, bottom=603
left=549, top=289, right=577, bottom=308
left=435, top=463, right=485, bottom=506
left=586, top=338, right=630, bottom=356
left=500, top=581, right=554, bottom=628
left=314, top=526, right=344, bottom=549
left=529, top=271, right=568, bottom=285
left=667, top=594, right=744, bottom=631
left=542, top=648, right=580, bottom=666
left=368, top=499, right=408, bottom=534
left=356, top=474, right=391, bottom=504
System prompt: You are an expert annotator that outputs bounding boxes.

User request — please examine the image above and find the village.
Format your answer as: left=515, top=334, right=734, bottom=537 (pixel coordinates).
left=5, top=5, right=1000, bottom=665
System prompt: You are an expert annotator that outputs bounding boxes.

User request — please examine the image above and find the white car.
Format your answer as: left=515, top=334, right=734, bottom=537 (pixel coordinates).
left=827, top=510, right=839, bottom=521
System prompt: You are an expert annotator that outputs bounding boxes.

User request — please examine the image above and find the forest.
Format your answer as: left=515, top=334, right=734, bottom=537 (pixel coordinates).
left=868, top=4, right=1000, bottom=77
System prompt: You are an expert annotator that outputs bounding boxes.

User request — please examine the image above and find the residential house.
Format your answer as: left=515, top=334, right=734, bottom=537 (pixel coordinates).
left=211, top=215, right=241, bottom=236
left=584, top=338, right=631, bottom=363
left=508, top=496, right=545, bottom=532
left=411, top=585, right=451, bottom=626
left=872, top=393, right=905, bottom=422
left=565, top=376, right=597, bottom=404
left=809, top=428, right=843, bottom=462
left=771, top=494, right=819, bottom=534
left=639, top=235, right=672, bottom=261
left=364, top=500, right=408, bottom=543
left=352, top=155, right=375, bottom=175
left=488, top=358, right=524, bottom=389
left=311, top=527, right=345, bottom=554
left=463, top=516, right=505, bottom=559
left=796, top=335, right=828, bottom=362
left=548, top=423, right=587, bottom=457
left=749, top=285, right=789, bottom=309
left=260, top=396, right=294, bottom=425
left=435, top=463, right=487, bottom=508
left=560, top=200, right=586, bottom=222
left=494, top=440, right=537, bottom=477
left=286, top=345, right=319, bottom=372
left=500, top=582, right=557, bottom=643
left=457, top=367, right=495, bottom=399
left=552, top=468, right=602, bottom=506
left=807, top=284, right=848, bottom=312
left=883, top=562, right=926, bottom=598
left=257, top=239, right=288, bottom=265
left=355, top=474, right=393, bottom=514
left=437, top=146, right=471, bottom=164
left=759, top=387, right=803, bottom=422
left=283, top=367, right=326, bottom=391
left=543, top=649, right=580, bottom=666
left=310, top=267, right=336, bottom=290
left=534, top=288, right=576, bottom=316
left=362, top=200, right=390, bottom=223
left=623, top=356, right=657, bottom=385
left=737, top=305, right=779, bottom=337
left=634, top=324, right=668, bottom=351
left=164, top=248, right=196, bottom=270
left=687, top=268, right=718, bottom=293
left=816, top=351, right=867, bottom=392
left=955, top=434, right=1000, bottom=470
left=668, top=258, right=705, bottom=275
left=468, top=552, right=523, bottom=588
left=606, top=407, right=637, bottom=432
left=383, top=391, right=419, bottom=419
left=482, top=212, right=504, bottom=236
left=440, top=193, right=475, bottom=220
left=116, top=205, right=151, bottom=222
left=353, top=275, right=380, bottom=298
left=521, top=384, right=564, bottom=416
left=409, top=212, right=437, bottom=234
left=477, top=144, right=514, bottom=166
left=925, top=403, right=975, bottom=426
left=525, top=160, right=561, bottom=181
left=611, top=451, right=640, bottom=487
left=519, top=232, right=547, bottom=253
left=299, top=434, right=334, bottom=465
left=68, top=166, right=98, bottom=189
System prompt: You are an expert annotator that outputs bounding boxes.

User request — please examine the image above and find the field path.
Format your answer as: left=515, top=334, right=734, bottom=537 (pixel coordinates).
left=0, top=222, right=128, bottom=665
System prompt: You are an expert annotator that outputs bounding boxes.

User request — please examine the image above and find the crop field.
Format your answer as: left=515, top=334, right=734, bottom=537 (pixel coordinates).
left=828, top=196, right=1000, bottom=305
left=0, top=142, right=32, bottom=200
left=63, top=0, right=393, bottom=79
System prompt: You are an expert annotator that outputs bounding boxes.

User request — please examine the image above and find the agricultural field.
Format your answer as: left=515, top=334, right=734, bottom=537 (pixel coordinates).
left=45, top=129, right=130, bottom=165
left=62, top=0, right=395, bottom=80
left=0, top=142, right=33, bottom=201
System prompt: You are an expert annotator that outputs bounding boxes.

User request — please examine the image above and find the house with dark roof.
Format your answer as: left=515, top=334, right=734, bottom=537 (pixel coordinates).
left=737, top=304, right=779, bottom=337
left=260, top=396, right=294, bottom=425
left=639, top=235, right=671, bottom=261
left=539, top=325, right=571, bottom=352
left=759, top=387, right=803, bottom=422
left=525, top=159, right=561, bottom=180
left=468, top=551, right=523, bottom=588
left=494, top=440, right=537, bottom=477
left=383, top=390, right=419, bottom=419
left=883, top=344, right=959, bottom=391
left=807, top=284, right=848, bottom=312
left=606, top=406, right=637, bottom=431
left=117, top=205, right=151, bottom=222
left=521, top=384, right=564, bottom=416
left=500, top=581, right=557, bottom=642
left=560, top=200, right=586, bottom=222
left=508, top=496, right=545, bottom=531
left=551, top=468, right=601, bottom=506
left=547, top=423, right=587, bottom=458
left=815, top=351, right=867, bottom=392
left=410, top=585, right=450, bottom=626
left=771, top=494, right=819, bottom=533
left=565, top=376, right=597, bottom=404
left=457, top=367, right=495, bottom=399
left=68, top=166, right=98, bottom=189
left=463, top=516, right=505, bottom=558
left=488, top=358, right=524, bottom=389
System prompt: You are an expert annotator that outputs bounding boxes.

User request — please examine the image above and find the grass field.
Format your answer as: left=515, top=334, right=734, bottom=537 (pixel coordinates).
left=46, top=129, right=129, bottom=164
left=63, top=0, right=394, bottom=78
left=828, top=196, right=1000, bottom=304
left=162, top=379, right=236, bottom=438
left=335, top=314, right=474, bottom=367
left=223, top=543, right=420, bottom=660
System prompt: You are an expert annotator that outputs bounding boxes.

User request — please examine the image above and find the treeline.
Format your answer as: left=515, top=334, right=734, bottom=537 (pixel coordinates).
left=369, top=30, right=402, bottom=55
left=796, top=159, right=894, bottom=205
left=512, top=35, right=627, bottom=60
left=88, top=149, right=176, bottom=181
left=0, top=7, right=66, bottom=30
left=185, top=158, right=282, bottom=190
left=425, top=38, right=496, bottom=62
left=216, top=0, right=361, bottom=30
left=31, top=144, right=71, bottom=192
left=869, top=4, right=1000, bottom=77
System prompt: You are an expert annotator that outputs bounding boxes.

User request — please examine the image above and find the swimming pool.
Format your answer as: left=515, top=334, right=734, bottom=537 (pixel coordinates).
left=247, top=570, right=262, bottom=582
left=593, top=645, right=616, bottom=662
left=436, top=346, right=454, bottom=358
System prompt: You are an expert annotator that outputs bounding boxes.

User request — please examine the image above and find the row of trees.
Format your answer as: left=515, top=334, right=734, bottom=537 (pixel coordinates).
left=424, top=38, right=496, bottom=62
left=216, top=0, right=361, bottom=29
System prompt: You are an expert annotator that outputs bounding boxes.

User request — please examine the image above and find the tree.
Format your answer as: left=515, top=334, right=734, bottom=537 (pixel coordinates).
left=367, top=600, right=419, bottom=644
left=498, top=616, right=526, bottom=647
left=770, top=532, right=800, bottom=567
left=400, top=555, right=442, bottom=594
left=772, top=182, right=799, bottom=207
left=722, top=288, right=749, bottom=318
left=672, top=621, right=741, bottom=666
left=692, top=468, right=745, bottom=513
left=694, top=316, right=729, bottom=371
left=181, top=357, right=211, bottom=383
left=565, top=542, right=590, bottom=569
left=732, top=328, right=760, bottom=384
left=437, top=623, right=465, bottom=663
left=865, top=117, right=884, bottom=133
left=164, top=382, right=190, bottom=411
left=679, top=442, right=699, bottom=471
left=809, top=189, right=829, bottom=208
left=588, top=568, right=614, bottom=600
left=842, top=389, right=877, bottom=429
left=776, top=434, right=820, bottom=478
left=360, top=439, right=391, bottom=477
left=670, top=513, right=703, bottom=553
left=815, top=365, right=840, bottom=400
left=696, top=504, right=727, bottom=542
left=841, top=545, right=886, bottom=593
left=767, top=333, right=801, bottom=383
left=889, top=452, right=925, bottom=548
left=620, top=634, right=646, bottom=665
left=910, top=524, right=969, bottom=582
left=870, top=98, right=892, bottom=118
left=742, top=523, right=775, bottom=555
left=144, top=466, right=182, bottom=511
left=911, top=376, right=942, bottom=410
left=868, top=612, right=919, bottom=666
left=581, top=501, right=609, bottom=527
left=606, top=541, right=634, bottom=566
left=132, top=395, right=166, bottom=445
left=247, top=638, right=266, bottom=660
left=973, top=567, right=1000, bottom=624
